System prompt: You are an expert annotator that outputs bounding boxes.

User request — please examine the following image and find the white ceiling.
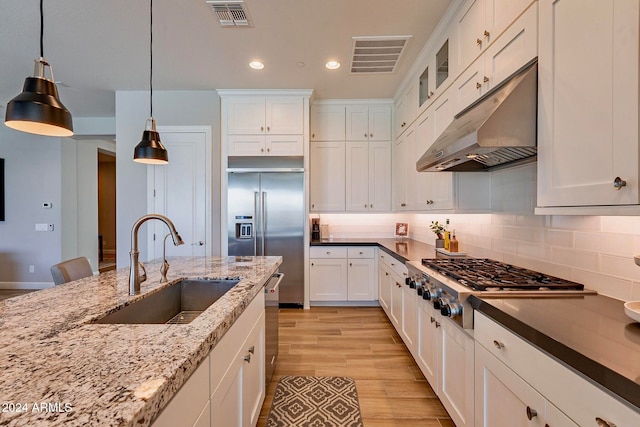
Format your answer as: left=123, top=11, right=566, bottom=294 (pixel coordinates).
left=0, top=0, right=453, bottom=118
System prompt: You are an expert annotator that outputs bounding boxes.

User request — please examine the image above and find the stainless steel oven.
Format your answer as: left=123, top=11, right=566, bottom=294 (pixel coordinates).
left=406, top=258, right=596, bottom=329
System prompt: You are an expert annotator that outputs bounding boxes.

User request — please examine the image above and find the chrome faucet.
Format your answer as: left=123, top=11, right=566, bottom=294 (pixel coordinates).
left=129, top=214, right=184, bottom=295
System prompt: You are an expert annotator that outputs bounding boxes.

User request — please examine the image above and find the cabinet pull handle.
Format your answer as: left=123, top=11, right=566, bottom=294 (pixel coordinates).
left=326, top=251, right=331, bottom=255
left=248, top=345, right=255, bottom=354
left=595, top=417, right=617, bottom=427
left=429, top=91, right=434, bottom=97
left=613, top=177, right=627, bottom=190
left=476, top=82, right=482, bottom=89
left=430, top=316, right=435, bottom=323
left=476, top=38, right=482, bottom=46
left=484, top=30, right=490, bottom=38
left=493, top=340, right=505, bottom=350
left=435, top=321, right=441, bottom=328
left=526, top=406, right=537, bottom=420
left=244, top=354, right=251, bottom=363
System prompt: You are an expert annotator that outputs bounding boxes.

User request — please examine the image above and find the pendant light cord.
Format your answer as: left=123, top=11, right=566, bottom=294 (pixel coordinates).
left=149, top=0, right=153, bottom=118
left=39, top=0, right=44, bottom=58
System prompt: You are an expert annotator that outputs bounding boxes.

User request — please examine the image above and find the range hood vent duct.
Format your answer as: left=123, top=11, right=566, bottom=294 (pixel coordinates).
left=417, top=59, right=538, bottom=172
left=206, top=0, right=252, bottom=27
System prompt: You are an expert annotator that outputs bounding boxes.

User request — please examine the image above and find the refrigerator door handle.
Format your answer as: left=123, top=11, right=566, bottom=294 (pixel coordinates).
left=253, top=191, right=259, bottom=256
left=261, top=191, right=266, bottom=256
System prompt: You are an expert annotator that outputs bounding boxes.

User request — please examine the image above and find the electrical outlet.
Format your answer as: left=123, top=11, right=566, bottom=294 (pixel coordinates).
left=29, top=265, right=35, bottom=273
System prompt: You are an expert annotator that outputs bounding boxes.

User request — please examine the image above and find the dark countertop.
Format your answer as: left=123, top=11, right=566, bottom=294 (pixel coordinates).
left=471, top=294, right=640, bottom=411
left=311, top=238, right=436, bottom=263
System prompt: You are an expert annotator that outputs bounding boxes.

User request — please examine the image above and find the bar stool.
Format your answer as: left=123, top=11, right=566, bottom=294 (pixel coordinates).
left=50, top=257, right=94, bottom=285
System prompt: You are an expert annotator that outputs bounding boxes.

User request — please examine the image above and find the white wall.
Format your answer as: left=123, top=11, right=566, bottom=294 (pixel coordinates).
left=0, top=126, right=63, bottom=287
left=115, top=90, right=220, bottom=267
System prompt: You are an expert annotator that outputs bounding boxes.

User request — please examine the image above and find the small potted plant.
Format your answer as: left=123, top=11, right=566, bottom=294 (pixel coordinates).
left=430, top=221, right=445, bottom=248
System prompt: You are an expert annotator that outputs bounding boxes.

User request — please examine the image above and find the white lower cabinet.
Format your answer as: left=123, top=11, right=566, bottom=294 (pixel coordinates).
left=310, top=246, right=376, bottom=302
left=152, top=291, right=265, bottom=427
left=474, top=311, right=640, bottom=427
left=377, top=254, right=392, bottom=314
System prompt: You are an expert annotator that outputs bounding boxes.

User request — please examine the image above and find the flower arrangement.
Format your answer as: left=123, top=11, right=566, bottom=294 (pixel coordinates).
left=429, top=221, right=446, bottom=239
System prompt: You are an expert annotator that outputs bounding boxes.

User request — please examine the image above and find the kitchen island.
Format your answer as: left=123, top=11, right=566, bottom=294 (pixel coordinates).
left=0, top=256, right=281, bottom=427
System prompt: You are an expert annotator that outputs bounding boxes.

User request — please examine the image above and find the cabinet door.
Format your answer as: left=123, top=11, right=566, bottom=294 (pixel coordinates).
left=346, top=105, right=370, bottom=141
left=402, top=125, right=418, bottom=210
left=401, top=284, right=418, bottom=353
left=368, top=141, right=392, bottom=212
left=394, top=133, right=408, bottom=210
left=211, top=355, right=243, bottom=427
left=309, top=258, right=348, bottom=300
left=227, top=96, right=266, bottom=134
left=538, top=0, right=640, bottom=207
left=347, top=258, right=375, bottom=301
left=242, top=313, right=265, bottom=427
left=266, top=97, right=303, bottom=134
left=377, top=261, right=392, bottom=313
left=345, top=141, right=369, bottom=211
left=440, top=319, right=475, bottom=427
left=227, top=135, right=265, bottom=156
left=389, top=274, right=404, bottom=329
left=311, top=105, right=345, bottom=141
left=368, top=105, right=392, bottom=141
left=485, top=0, right=535, bottom=42
left=417, top=300, right=439, bottom=389
left=475, top=344, right=546, bottom=427
left=454, top=0, right=485, bottom=72
left=265, top=135, right=303, bottom=156
left=309, top=142, right=346, bottom=211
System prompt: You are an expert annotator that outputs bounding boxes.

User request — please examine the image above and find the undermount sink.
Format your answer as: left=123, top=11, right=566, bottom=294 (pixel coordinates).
left=93, top=278, right=240, bottom=325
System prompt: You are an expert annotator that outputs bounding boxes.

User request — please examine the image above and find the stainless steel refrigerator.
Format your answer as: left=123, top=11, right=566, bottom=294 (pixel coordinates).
left=228, top=169, right=304, bottom=306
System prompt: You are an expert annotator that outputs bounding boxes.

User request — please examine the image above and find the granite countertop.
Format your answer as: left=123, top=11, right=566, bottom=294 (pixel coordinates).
left=0, top=256, right=281, bottom=427
left=311, top=237, right=436, bottom=263
left=471, top=294, right=640, bottom=411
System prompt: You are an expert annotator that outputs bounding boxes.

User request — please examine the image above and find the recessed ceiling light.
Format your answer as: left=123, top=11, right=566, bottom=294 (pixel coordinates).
left=325, top=60, right=341, bottom=70
left=296, top=62, right=305, bottom=68
left=249, top=60, right=264, bottom=70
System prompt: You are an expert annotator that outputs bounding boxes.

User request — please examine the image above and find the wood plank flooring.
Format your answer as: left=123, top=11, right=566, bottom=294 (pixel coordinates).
left=257, top=306, right=454, bottom=427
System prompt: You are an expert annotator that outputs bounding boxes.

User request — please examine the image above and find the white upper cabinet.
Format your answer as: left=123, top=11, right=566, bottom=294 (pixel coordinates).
left=454, top=3, right=537, bottom=114
left=537, top=0, right=640, bottom=211
left=419, top=36, right=454, bottom=112
left=395, top=83, right=418, bottom=137
left=346, top=141, right=392, bottom=212
left=227, top=96, right=303, bottom=135
left=453, top=0, right=535, bottom=73
left=309, top=141, right=346, bottom=212
left=346, top=105, right=392, bottom=141
left=310, top=105, right=345, bottom=141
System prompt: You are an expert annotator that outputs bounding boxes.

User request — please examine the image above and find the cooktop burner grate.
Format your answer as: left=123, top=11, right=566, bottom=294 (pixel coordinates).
left=422, top=258, right=584, bottom=291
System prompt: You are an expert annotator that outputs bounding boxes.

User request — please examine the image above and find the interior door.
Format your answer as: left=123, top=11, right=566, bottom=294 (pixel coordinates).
left=148, top=128, right=210, bottom=261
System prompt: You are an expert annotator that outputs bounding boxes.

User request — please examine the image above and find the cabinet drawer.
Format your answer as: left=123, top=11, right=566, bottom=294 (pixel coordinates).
left=309, top=246, right=348, bottom=258
left=347, top=247, right=375, bottom=259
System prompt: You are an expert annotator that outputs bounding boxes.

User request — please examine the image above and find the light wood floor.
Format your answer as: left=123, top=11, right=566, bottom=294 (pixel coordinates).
left=0, top=289, right=36, bottom=301
left=257, top=306, right=454, bottom=427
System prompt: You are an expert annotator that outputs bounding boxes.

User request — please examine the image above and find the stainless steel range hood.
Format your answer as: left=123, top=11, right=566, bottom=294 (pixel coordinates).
left=417, top=59, right=537, bottom=172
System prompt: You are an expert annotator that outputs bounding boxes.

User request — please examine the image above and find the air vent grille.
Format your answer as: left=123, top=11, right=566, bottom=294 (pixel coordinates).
left=350, top=36, right=412, bottom=74
left=206, top=0, right=252, bottom=27
left=473, top=147, right=537, bottom=167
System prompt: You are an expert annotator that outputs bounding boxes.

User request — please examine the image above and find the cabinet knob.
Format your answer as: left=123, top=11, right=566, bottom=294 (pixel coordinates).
left=476, top=38, right=482, bottom=46
left=493, top=340, right=505, bottom=350
left=401, top=203, right=406, bottom=207
left=429, top=91, right=434, bottom=97
left=370, top=204, right=373, bottom=208
left=267, top=126, right=270, bottom=132
left=613, top=177, right=627, bottom=190
left=359, top=251, right=363, bottom=255
left=312, top=133, right=315, bottom=138
left=311, top=262, right=314, bottom=266
left=483, top=76, right=490, bottom=83
left=365, top=204, right=368, bottom=208
left=484, top=30, right=490, bottom=38
left=349, top=262, right=353, bottom=266
left=326, top=251, right=331, bottom=255
left=370, top=133, right=373, bottom=138
left=365, top=133, right=368, bottom=138
left=430, top=316, right=436, bottom=323
left=385, top=272, right=389, bottom=276
left=244, top=354, right=251, bottom=363
left=261, top=126, right=264, bottom=132
left=476, top=82, right=482, bottom=89
left=248, top=345, right=255, bottom=354
left=526, top=406, right=538, bottom=420
left=261, top=148, right=264, bottom=152
left=595, top=417, right=617, bottom=427
left=311, top=204, right=315, bottom=209
left=435, top=321, right=441, bottom=328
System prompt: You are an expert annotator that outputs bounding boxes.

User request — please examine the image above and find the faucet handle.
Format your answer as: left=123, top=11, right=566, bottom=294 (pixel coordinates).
left=160, top=259, right=169, bottom=283
left=138, top=261, right=147, bottom=283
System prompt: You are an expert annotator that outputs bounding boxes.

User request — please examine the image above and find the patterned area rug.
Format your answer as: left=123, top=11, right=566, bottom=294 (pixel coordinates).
left=267, top=376, right=364, bottom=427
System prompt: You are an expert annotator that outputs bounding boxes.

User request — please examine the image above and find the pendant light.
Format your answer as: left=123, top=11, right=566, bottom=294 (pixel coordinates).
left=4, top=0, right=73, bottom=137
left=133, top=0, right=168, bottom=164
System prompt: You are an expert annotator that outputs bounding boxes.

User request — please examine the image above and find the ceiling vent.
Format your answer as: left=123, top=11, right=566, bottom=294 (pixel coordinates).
left=349, top=36, right=412, bottom=74
left=206, top=0, right=252, bottom=27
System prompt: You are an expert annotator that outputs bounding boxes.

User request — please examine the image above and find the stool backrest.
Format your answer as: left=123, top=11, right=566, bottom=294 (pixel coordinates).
left=50, top=257, right=93, bottom=285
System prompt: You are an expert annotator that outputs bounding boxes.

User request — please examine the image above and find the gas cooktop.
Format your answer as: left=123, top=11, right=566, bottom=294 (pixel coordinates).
left=422, top=258, right=584, bottom=292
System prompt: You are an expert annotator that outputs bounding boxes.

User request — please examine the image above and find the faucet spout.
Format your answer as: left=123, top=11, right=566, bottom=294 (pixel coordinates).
left=129, top=214, right=184, bottom=295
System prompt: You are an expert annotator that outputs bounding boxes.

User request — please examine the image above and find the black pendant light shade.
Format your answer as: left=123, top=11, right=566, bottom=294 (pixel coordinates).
left=133, top=0, right=169, bottom=164
left=4, top=0, right=73, bottom=137
left=134, top=118, right=168, bottom=164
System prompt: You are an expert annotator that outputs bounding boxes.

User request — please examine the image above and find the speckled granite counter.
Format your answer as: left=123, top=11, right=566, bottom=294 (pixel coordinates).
left=310, top=238, right=436, bottom=262
left=471, top=294, right=640, bottom=411
left=0, top=256, right=281, bottom=427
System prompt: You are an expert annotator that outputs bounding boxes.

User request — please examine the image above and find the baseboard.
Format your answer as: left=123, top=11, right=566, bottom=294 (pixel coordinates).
left=0, top=282, right=54, bottom=290
left=309, top=301, right=381, bottom=307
